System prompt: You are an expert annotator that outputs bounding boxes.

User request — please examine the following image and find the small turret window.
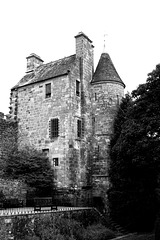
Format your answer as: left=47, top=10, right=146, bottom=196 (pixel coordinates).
left=95, top=93, right=97, bottom=101
left=117, top=95, right=119, bottom=105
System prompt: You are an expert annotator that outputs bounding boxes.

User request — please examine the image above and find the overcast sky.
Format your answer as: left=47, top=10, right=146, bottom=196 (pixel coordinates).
left=0, top=0, right=160, bottom=115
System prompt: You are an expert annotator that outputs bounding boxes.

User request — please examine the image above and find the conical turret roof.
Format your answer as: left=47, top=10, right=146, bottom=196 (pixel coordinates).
left=92, top=53, right=125, bottom=87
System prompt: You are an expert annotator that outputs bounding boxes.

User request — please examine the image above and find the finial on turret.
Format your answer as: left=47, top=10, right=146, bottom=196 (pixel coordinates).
left=103, top=34, right=108, bottom=53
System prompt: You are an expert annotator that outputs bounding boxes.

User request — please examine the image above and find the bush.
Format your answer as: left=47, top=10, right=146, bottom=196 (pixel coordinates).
left=82, top=224, right=115, bottom=240
left=10, top=211, right=116, bottom=240
left=71, top=209, right=101, bottom=228
left=4, top=146, right=55, bottom=197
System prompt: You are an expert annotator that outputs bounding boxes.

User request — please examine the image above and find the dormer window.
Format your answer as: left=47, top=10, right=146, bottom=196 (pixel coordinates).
left=45, top=83, right=51, bottom=98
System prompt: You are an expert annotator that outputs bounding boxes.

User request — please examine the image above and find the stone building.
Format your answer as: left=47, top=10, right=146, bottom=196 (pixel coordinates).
left=9, top=32, right=125, bottom=197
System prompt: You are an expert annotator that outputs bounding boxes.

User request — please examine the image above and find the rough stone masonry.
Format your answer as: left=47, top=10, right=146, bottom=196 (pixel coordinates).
left=8, top=32, right=125, bottom=200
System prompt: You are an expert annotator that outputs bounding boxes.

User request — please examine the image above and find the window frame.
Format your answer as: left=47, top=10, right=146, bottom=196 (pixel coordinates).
left=53, top=158, right=59, bottom=167
left=49, top=118, right=59, bottom=139
left=45, top=83, right=51, bottom=98
left=77, top=119, right=82, bottom=138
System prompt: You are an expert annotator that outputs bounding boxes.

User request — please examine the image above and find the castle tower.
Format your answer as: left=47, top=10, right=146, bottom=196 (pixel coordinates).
left=91, top=52, right=125, bottom=196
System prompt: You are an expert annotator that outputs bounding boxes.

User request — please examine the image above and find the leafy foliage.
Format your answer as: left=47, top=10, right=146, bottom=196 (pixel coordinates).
left=108, top=65, right=160, bottom=231
left=33, top=211, right=115, bottom=240
left=0, top=209, right=115, bottom=240
left=4, top=146, right=54, bottom=197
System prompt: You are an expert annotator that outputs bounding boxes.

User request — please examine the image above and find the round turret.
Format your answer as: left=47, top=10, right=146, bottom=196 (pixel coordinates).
left=91, top=52, right=125, bottom=195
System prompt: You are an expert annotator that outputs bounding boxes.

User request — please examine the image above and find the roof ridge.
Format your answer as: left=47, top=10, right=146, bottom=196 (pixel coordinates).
left=34, top=54, right=76, bottom=71
left=45, top=54, right=76, bottom=66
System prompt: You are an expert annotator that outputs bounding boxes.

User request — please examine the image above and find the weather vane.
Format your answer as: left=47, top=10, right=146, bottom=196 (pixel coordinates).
left=103, top=33, right=108, bottom=53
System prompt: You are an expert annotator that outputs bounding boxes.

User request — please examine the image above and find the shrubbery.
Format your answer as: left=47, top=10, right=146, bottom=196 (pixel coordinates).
left=4, top=146, right=55, bottom=197
left=10, top=210, right=116, bottom=240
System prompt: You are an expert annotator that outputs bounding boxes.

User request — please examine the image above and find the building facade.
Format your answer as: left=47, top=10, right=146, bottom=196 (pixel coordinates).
left=9, top=32, right=125, bottom=196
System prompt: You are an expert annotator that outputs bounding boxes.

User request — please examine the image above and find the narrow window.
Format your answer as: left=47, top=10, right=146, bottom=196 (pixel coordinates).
left=95, top=93, right=97, bottom=101
left=53, top=158, right=59, bottom=167
left=49, top=118, right=59, bottom=138
left=76, top=80, right=80, bottom=96
left=45, top=83, right=51, bottom=98
left=92, top=116, right=95, bottom=123
left=92, top=116, right=95, bottom=134
left=117, top=95, right=119, bottom=105
left=77, top=119, right=82, bottom=138
left=81, top=118, right=85, bottom=138
left=108, top=97, right=112, bottom=105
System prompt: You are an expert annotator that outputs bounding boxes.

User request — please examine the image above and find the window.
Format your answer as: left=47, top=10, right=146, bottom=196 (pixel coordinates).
left=77, top=119, right=82, bottom=138
left=77, top=118, right=85, bottom=138
left=117, top=95, right=119, bottom=105
left=49, top=118, right=59, bottom=138
left=42, top=149, right=49, bottom=158
left=95, top=93, right=97, bottom=101
left=81, top=118, right=84, bottom=138
left=92, top=116, right=95, bottom=123
left=53, top=158, right=59, bottom=167
left=76, top=80, right=80, bottom=96
left=45, top=83, right=51, bottom=98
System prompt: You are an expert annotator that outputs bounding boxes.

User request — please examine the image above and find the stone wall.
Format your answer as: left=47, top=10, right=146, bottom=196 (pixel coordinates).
left=11, top=75, right=73, bottom=188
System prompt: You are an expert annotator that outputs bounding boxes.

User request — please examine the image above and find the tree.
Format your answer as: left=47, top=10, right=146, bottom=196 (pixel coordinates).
left=4, top=146, right=55, bottom=197
left=108, top=65, right=160, bottom=231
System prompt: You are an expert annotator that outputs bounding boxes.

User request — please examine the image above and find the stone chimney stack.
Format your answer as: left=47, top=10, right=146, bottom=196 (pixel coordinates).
left=75, top=31, right=94, bottom=76
left=75, top=32, right=94, bottom=59
left=26, top=53, right=44, bottom=73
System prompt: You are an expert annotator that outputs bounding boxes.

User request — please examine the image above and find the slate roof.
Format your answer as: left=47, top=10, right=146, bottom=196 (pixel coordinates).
left=12, top=54, right=76, bottom=89
left=92, top=53, right=125, bottom=87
